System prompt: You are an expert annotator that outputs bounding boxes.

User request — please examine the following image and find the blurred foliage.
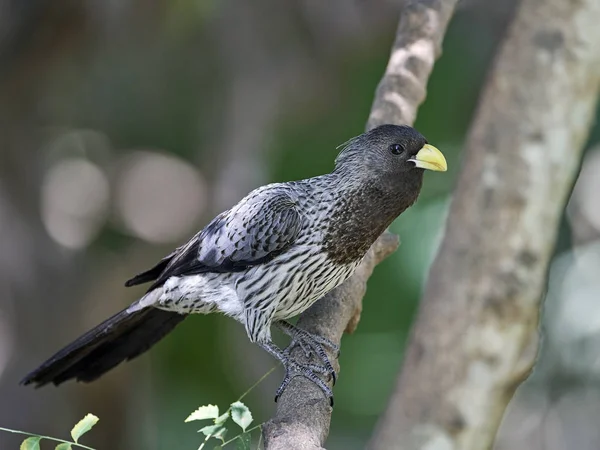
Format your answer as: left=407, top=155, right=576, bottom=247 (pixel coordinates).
left=2, top=1, right=600, bottom=450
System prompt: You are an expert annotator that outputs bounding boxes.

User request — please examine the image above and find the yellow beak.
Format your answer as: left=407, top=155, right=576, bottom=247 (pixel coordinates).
left=410, top=144, right=447, bottom=172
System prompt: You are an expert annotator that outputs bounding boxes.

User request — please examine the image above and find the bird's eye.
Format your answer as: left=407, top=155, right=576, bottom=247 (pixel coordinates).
left=389, top=144, right=404, bottom=155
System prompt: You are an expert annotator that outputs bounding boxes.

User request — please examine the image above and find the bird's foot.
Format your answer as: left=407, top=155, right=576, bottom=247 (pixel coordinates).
left=259, top=341, right=335, bottom=406
left=274, top=359, right=334, bottom=406
left=275, top=321, right=339, bottom=386
left=283, top=336, right=337, bottom=386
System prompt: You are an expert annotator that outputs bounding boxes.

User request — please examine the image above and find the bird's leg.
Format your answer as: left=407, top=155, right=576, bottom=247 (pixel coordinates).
left=274, top=321, right=339, bottom=385
left=258, top=341, right=334, bottom=406
left=276, top=320, right=340, bottom=355
left=244, top=309, right=334, bottom=404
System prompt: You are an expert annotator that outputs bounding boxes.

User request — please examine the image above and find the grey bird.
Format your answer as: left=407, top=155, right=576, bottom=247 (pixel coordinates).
left=21, top=124, right=447, bottom=404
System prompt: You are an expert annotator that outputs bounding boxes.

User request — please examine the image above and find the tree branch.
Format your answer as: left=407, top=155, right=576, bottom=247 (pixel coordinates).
left=367, top=0, right=458, bottom=129
left=369, top=0, right=600, bottom=448
left=262, top=1, right=458, bottom=448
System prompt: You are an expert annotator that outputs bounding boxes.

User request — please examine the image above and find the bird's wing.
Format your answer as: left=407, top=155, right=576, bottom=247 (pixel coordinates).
left=125, top=189, right=302, bottom=290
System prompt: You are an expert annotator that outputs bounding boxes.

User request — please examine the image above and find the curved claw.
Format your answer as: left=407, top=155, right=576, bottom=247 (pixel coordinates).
left=274, top=373, right=291, bottom=403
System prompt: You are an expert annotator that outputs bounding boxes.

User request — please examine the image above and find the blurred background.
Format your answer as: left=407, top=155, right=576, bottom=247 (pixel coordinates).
left=1, top=0, right=599, bottom=449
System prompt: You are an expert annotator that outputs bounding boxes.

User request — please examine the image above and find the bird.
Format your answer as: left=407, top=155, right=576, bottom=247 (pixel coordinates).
left=21, top=124, right=446, bottom=405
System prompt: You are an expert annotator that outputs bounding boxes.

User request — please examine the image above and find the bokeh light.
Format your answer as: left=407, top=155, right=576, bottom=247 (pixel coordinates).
left=114, top=151, right=207, bottom=243
left=41, top=157, right=110, bottom=249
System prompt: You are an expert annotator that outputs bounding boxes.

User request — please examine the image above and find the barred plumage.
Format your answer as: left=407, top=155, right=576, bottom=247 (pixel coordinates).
left=22, top=124, right=447, bottom=404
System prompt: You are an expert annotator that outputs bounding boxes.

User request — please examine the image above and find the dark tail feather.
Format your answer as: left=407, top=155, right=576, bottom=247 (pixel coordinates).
left=21, top=307, right=185, bottom=387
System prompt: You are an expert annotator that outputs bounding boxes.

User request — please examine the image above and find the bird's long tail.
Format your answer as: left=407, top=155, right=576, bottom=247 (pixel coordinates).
left=21, top=306, right=186, bottom=387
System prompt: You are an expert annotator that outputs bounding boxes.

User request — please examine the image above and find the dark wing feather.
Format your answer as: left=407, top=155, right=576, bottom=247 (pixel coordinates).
left=124, top=240, right=192, bottom=287
left=126, top=189, right=302, bottom=291
left=124, top=251, right=176, bottom=287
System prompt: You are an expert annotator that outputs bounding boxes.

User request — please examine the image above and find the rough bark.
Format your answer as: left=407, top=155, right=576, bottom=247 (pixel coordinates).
left=367, top=0, right=458, bottom=129
left=262, top=1, right=459, bottom=448
left=369, top=0, right=600, bottom=448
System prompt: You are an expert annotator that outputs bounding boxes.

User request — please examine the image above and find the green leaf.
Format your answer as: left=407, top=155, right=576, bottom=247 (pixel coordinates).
left=185, top=405, right=219, bottom=422
left=71, top=413, right=99, bottom=443
left=230, top=401, right=253, bottom=431
left=235, top=433, right=251, bottom=450
left=214, top=412, right=229, bottom=425
left=20, top=437, right=41, bottom=450
left=198, top=424, right=226, bottom=438
left=213, top=426, right=227, bottom=442
left=55, top=443, right=72, bottom=450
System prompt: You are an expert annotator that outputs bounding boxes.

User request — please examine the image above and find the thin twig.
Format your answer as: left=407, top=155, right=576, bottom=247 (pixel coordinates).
left=0, top=427, right=96, bottom=450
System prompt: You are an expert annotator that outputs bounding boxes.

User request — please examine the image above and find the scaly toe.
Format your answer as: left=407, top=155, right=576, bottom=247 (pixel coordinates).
left=275, top=360, right=335, bottom=406
left=285, top=337, right=312, bottom=359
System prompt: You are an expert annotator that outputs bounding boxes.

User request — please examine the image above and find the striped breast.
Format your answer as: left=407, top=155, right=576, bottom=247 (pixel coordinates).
left=269, top=247, right=360, bottom=320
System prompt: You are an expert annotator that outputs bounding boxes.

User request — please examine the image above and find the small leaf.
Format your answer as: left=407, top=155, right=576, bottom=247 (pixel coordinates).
left=213, top=447, right=222, bottom=450
left=55, top=443, right=72, bottom=450
left=185, top=405, right=219, bottom=422
left=235, top=433, right=251, bottom=450
left=230, top=401, right=253, bottom=431
left=71, top=413, right=99, bottom=443
left=20, top=437, right=41, bottom=450
left=198, top=424, right=226, bottom=437
left=213, top=426, right=227, bottom=442
left=214, top=412, right=229, bottom=425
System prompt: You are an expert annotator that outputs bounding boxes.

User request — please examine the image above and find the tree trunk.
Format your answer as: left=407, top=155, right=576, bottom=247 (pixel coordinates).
left=369, top=0, right=600, bottom=448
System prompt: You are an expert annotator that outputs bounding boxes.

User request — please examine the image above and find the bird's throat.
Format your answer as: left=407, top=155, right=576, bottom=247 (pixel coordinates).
left=323, top=175, right=422, bottom=265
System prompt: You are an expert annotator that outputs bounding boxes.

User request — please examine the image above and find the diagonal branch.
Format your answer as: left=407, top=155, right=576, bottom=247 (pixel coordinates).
left=367, top=0, right=458, bottom=129
left=369, top=0, right=600, bottom=448
left=262, top=1, right=458, bottom=449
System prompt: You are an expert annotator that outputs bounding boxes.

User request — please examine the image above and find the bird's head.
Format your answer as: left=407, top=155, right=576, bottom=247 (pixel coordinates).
left=334, top=124, right=447, bottom=182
